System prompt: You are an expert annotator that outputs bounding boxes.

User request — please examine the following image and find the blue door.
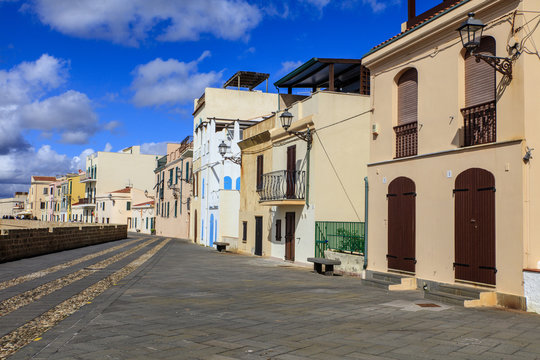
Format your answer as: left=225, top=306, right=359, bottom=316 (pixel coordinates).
left=209, top=214, right=214, bottom=247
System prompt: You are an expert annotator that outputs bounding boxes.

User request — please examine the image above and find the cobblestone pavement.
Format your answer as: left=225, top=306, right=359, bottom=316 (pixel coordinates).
left=2, top=235, right=540, bottom=359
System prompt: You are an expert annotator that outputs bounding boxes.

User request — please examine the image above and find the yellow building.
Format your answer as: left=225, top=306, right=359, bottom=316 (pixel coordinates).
left=68, top=173, right=86, bottom=221
left=363, top=0, right=540, bottom=310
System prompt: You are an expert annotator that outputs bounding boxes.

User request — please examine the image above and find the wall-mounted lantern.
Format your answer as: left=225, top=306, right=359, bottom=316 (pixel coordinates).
left=457, top=12, right=515, bottom=78
left=279, top=109, right=312, bottom=149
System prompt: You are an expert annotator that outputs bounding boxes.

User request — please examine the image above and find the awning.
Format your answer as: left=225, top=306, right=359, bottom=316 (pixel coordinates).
left=274, top=58, right=369, bottom=95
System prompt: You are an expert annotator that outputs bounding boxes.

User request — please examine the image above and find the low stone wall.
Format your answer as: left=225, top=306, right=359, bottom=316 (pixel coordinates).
left=0, top=222, right=128, bottom=263
left=324, top=250, right=365, bottom=276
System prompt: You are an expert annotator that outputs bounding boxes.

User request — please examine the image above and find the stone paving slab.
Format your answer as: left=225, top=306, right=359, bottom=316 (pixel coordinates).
left=4, top=235, right=540, bottom=359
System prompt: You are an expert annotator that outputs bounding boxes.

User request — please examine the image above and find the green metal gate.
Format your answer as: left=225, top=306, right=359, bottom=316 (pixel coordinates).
left=315, top=221, right=365, bottom=258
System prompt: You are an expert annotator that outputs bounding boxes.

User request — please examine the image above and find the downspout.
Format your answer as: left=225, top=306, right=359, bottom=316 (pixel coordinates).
left=306, top=128, right=311, bottom=207
left=363, top=176, right=369, bottom=270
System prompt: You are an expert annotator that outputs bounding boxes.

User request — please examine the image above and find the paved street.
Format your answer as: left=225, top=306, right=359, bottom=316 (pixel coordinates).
left=2, top=235, right=540, bottom=359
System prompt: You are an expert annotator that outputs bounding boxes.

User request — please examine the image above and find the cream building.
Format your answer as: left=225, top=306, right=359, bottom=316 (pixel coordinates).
left=75, top=146, right=160, bottom=223
left=154, top=140, right=192, bottom=239
left=362, top=0, right=540, bottom=310
left=191, top=71, right=279, bottom=247
left=0, top=192, right=28, bottom=218
left=27, top=176, right=56, bottom=219
left=95, top=187, right=147, bottom=227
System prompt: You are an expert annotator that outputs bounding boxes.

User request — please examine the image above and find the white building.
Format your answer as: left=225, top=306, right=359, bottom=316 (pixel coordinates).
left=74, top=145, right=160, bottom=223
left=191, top=72, right=283, bottom=248
left=131, top=200, right=155, bottom=235
left=94, top=187, right=148, bottom=227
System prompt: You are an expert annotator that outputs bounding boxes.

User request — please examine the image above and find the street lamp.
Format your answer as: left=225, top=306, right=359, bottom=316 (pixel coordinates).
left=219, top=140, right=241, bottom=165
left=457, top=12, right=514, bottom=78
left=279, top=109, right=312, bottom=149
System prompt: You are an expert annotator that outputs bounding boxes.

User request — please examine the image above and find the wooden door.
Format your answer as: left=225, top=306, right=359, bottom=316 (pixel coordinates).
left=454, top=168, right=496, bottom=285
left=255, top=216, right=263, bottom=256
left=387, top=177, right=416, bottom=273
left=286, top=146, right=296, bottom=199
left=285, top=212, right=295, bottom=261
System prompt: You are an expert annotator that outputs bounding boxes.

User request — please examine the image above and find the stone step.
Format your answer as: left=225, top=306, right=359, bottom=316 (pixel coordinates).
left=424, top=289, right=476, bottom=306
left=361, top=278, right=393, bottom=290
left=437, top=284, right=483, bottom=299
left=370, top=271, right=404, bottom=285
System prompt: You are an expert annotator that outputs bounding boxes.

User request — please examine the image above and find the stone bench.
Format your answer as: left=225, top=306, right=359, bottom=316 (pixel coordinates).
left=307, top=257, right=341, bottom=276
left=214, top=242, right=230, bottom=252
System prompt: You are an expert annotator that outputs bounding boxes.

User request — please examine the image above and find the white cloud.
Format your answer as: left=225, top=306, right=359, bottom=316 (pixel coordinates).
left=103, top=142, right=113, bottom=152
left=277, top=61, right=303, bottom=76
left=304, top=0, right=331, bottom=10
left=27, top=0, right=262, bottom=46
left=131, top=52, right=222, bottom=107
left=140, top=141, right=169, bottom=156
left=0, top=145, right=94, bottom=197
left=17, top=90, right=98, bottom=144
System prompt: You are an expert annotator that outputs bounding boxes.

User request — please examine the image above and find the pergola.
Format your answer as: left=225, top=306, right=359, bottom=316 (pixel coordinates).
left=223, top=71, right=270, bottom=92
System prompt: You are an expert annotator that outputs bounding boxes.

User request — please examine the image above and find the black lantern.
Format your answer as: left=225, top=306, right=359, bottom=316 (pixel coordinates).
left=280, top=109, right=293, bottom=131
left=218, top=140, right=228, bottom=157
left=457, top=12, right=485, bottom=52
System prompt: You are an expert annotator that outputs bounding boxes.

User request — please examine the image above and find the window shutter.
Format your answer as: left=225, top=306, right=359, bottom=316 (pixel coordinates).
left=398, top=68, right=418, bottom=125
left=256, top=155, right=263, bottom=190
left=465, top=37, right=496, bottom=107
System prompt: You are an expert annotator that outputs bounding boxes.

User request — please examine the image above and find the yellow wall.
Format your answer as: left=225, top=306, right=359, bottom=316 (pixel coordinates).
left=362, top=0, right=534, bottom=295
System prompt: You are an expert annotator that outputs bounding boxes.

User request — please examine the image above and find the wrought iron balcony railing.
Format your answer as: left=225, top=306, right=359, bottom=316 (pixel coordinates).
left=461, top=100, right=496, bottom=147
left=394, top=121, right=418, bottom=159
left=257, top=170, right=306, bottom=202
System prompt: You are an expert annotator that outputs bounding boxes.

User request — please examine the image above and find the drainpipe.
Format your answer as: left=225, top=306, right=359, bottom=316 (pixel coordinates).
left=306, top=134, right=311, bottom=207
left=363, top=176, right=369, bottom=270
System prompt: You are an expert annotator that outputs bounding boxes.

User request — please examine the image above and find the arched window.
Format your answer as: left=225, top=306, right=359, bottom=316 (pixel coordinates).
left=224, top=176, right=232, bottom=190
left=462, top=37, right=496, bottom=146
left=398, top=68, right=418, bottom=125
left=235, top=177, right=241, bottom=190
left=395, top=68, right=418, bottom=158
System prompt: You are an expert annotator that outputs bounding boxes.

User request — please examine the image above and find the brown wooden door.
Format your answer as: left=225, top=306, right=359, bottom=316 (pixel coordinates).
left=285, top=212, right=295, bottom=261
left=286, top=146, right=296, bottom=199
left=387, top=177, right=416, bottom=273
left=454, top=168, right=496, bottom=285
left=255, top=216, right=263, bottom=256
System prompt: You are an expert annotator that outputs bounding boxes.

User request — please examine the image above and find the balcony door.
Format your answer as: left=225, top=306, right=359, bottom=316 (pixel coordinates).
left=462, top=36, right=496, bottom=146
left=255, top=216, right=263, bottom=256
left=286, top=146, right=296, bottom=199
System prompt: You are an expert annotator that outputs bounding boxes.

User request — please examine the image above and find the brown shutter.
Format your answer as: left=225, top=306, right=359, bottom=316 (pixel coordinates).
left=465, top=37, right=496, bottom=107
left=398, top=69, right=418, bottom=125
left=256, top=155, right=263, bottom=190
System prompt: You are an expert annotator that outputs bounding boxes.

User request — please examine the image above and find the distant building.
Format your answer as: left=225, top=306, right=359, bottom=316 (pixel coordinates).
left=27, top=176, right=56, bottom=219
left=95, top=187, right=147, bottom=228
left=154, top=138, right=193, bottom=239
left=131, top=200, right=155, bottom=234
left=0, top=192, right=28, bottom=218
left=74, top=146, right=160, bottom=223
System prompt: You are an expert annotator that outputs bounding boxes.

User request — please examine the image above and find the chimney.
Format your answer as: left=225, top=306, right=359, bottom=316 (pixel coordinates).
left=408, top=0, right=415, bottom=21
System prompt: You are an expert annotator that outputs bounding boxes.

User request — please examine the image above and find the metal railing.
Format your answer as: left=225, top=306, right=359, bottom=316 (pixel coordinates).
left=461, top=100, right=496, bottom=147
left=315, top=221, right=365, bottom=258
left=76, top=198, right=95, bottom=205
left=257, top=170, right=306, bottom=202
left=394, top=121, right=418, bottom=158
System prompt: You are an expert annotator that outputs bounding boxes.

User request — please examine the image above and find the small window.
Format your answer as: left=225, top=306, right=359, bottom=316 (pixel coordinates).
left=174, top=200, right=178, bottom=217
left=275, top=219, right=282, bottom=242
left=242, top=221, right=247, bottom=243
left=43, top=188, right=48, bottom=195
left=127, top=201, right=131, bottom=211
left=256, top=155, right=263, bottom=190
left=107, top=218, right=110, bottom=224
left=167, top=202, right=170, bottom=217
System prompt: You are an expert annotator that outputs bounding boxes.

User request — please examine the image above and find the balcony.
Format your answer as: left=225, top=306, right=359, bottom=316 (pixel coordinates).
left=461, top=101, right=496, bottom=147
left=80, top=174, right=97, bottom=183
left=258, top=170, right=306, bottom=205
left=72, top=198, right=96, bottom=208
left=394, top=121, right=418, bottom=159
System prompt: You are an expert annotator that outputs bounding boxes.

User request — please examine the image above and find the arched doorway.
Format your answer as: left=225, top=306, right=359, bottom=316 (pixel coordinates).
left=454, top=168, right=496, bottom=285
left=387, top=177, right=416, bottom=273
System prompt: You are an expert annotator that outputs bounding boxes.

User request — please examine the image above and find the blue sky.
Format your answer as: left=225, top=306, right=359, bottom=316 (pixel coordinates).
left=0, top=0, right=440, bottom=197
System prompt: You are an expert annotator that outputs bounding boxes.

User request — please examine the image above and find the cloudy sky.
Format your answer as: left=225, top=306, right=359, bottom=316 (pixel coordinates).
left=0, top=0, right=438, bottom=197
